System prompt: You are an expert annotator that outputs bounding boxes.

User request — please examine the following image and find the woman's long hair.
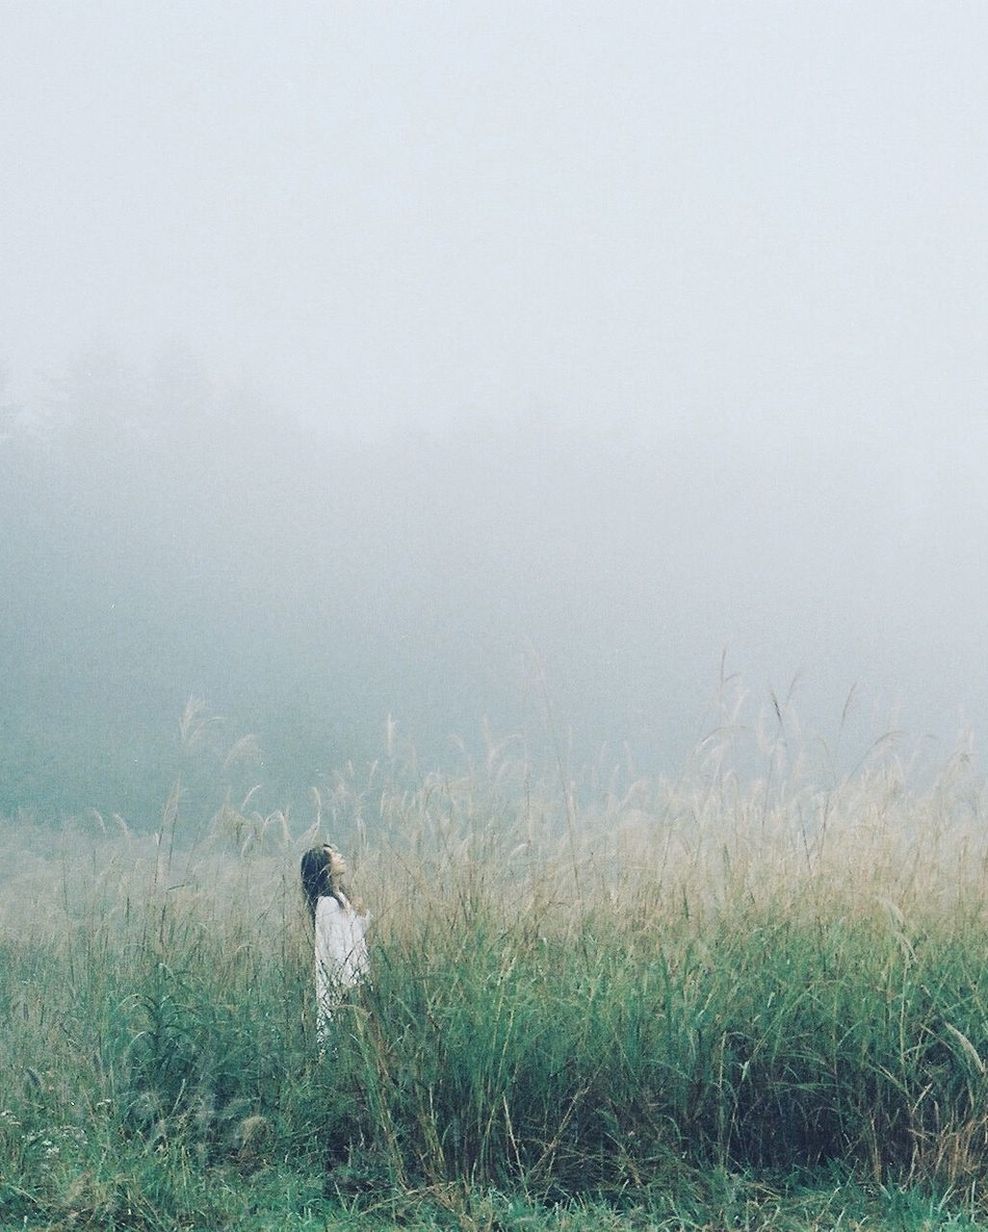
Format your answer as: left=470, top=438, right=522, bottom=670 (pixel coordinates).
left=300, top=844, right=354, bottom=923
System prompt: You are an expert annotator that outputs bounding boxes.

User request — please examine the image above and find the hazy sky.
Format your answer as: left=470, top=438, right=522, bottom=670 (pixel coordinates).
left=3, top=2, right=986, bottom=438
left=2, top=3, right=988, bottom=811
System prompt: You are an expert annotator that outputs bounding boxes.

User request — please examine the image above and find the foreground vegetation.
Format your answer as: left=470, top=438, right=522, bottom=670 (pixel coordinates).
left=4, top=728, right=988, bottom=1229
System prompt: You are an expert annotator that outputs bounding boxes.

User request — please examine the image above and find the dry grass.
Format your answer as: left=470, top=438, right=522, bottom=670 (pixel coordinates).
left=3, top=729, right=988, bottom=1227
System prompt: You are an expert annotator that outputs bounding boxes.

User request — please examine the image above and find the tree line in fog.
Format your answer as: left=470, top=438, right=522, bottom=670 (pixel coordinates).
left=2, top=353, right=979, bottom=822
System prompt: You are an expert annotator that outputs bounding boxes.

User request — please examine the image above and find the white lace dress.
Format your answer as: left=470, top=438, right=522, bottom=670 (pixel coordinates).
left=314, top=894, right=370, bottom=1042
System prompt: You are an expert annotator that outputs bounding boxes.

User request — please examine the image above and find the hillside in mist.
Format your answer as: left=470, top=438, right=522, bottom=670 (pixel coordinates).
left=1, top=356, right=983, bottom=822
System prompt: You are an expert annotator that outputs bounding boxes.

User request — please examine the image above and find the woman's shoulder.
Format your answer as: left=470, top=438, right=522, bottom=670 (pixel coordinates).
left=316, top=895, right=344, bottom=917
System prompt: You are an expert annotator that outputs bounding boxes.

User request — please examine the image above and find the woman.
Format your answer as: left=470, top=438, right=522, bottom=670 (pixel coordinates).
left=300, top=843, right=370, bottom=1045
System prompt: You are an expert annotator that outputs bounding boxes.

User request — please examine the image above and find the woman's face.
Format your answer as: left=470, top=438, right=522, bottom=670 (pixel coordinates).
left=326, top=846, right=348, bottom=879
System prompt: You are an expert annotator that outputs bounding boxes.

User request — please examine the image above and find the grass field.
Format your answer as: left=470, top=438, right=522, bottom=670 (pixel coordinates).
left=4, top=727, right=988, bottom=1229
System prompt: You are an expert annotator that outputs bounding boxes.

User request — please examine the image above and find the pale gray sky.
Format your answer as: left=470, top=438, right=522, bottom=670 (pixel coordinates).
left=3, top=2, right=986, bottom=437
left=2, top=2, right=988, bottom=812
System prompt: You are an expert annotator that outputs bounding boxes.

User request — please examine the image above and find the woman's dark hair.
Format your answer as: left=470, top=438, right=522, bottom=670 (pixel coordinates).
left=301, top=843, right=354, bottom=922
left=301, top=845, right=332, bottom=923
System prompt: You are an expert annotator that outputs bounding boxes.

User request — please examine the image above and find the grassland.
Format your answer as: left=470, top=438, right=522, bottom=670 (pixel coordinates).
left=4, top=725, right=988, bottom=1229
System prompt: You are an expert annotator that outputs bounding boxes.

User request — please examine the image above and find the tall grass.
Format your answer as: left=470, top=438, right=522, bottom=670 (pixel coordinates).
left=3, top=730, right=988, bottom=1224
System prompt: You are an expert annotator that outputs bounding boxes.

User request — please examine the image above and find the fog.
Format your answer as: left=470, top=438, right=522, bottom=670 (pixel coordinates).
left=2, top=3, right=987, bottom=820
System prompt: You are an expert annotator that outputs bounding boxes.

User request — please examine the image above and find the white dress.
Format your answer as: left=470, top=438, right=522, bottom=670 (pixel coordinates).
left=314, top=894, right=369, bottom=1041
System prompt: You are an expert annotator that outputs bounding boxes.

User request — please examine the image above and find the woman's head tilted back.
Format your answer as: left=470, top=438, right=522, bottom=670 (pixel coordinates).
left=300, top=843, right=349, bottom=921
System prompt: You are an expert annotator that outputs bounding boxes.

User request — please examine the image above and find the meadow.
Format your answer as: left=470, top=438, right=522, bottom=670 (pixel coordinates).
left=4, top=719, right=988, bottom=1230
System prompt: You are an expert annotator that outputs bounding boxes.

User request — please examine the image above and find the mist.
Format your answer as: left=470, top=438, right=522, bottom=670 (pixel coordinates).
left=2, top=3, right=987, bottom=821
